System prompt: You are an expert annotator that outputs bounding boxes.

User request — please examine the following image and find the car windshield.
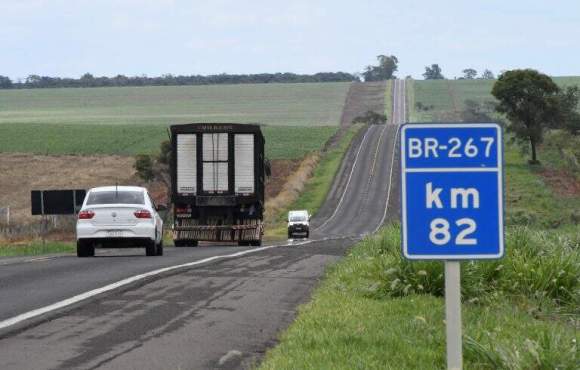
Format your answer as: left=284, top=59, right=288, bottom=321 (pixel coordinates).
left=290, top=215, right=307, bottom=222
left=86, top=191, right=144, bottom=205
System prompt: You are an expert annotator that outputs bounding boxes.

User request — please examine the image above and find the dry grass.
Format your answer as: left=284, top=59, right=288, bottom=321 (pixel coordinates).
left=0, top=153, right=136, bottom=224
left=264, top=153, right=320, bottom=223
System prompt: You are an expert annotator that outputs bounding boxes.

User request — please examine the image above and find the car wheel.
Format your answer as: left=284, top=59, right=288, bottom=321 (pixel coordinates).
left=288, top=231, right=292, bottom=239
left=305, top=231, right=310, bottom=239
left=77, top=240, right=94, bottom=257
left=156, top=240, right=164, bottom=256
left=146, top=240, right=157, bottom=256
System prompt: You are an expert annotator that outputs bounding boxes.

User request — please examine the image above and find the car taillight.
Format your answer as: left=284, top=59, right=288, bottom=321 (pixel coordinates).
left=78, top=210, right=95, bottom=219
left=134, top=210, right=152, bottom=219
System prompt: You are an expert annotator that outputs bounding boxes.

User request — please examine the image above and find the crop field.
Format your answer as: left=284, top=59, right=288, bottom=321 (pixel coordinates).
left=409, top=76, right=580, bottom=122
left=0, top=123, right=336, bottom=160
left=0, top=82, right=350, bottom=127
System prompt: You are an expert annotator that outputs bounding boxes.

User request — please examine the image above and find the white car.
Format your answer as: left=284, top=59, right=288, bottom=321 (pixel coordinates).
left=287, top=210, right=310, bottom=239
left=76, top=186, right=165, bottom=257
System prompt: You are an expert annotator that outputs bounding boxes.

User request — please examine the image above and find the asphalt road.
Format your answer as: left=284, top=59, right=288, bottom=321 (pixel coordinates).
left=0, top=80, right=406, bottom=369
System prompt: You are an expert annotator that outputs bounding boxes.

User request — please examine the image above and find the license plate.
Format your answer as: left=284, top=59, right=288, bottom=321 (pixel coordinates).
left=107, top=230, right=123, bottom=237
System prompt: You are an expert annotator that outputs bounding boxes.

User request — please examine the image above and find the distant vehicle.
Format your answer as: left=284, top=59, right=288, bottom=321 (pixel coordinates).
left=170, top=123, right=266, bottom=247
left=76, top=186, right=165, bottom=257
left=288, top=210, right=310, bottom=239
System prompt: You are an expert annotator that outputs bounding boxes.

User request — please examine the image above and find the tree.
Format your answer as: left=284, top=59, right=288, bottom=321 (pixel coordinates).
left=480, top=69, right=495, bottom=80
left=462, top=68, right=477, bottom=80
left=554, top=86, right=580, bottom=135
left=362, top=54, right=398, bottom=81
left=423, top=64, right=444, bottom=80
left=491, top=69, right=561, bottom=164
left=134, top=155, right=155, bottom=181
left=0, top=75, right=13, bottom=89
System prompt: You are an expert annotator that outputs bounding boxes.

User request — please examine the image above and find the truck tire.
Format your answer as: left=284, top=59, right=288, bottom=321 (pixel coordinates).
left=305, top=231, right=310, bottom=239
left=77, top=240, right=94, bottom=257
left=146, top=240, right=157, bottom=256
left=250, top=240, right=262, bottom=247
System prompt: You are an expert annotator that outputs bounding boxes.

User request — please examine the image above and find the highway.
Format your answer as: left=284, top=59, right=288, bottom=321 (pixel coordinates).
left=0, top=80, right=406, bottom=370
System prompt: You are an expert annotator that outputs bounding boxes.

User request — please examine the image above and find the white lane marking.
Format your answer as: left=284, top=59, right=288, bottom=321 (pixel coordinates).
left=0, top=240, right=320, bottom=331
left=313, top=126, right=372, bottom=232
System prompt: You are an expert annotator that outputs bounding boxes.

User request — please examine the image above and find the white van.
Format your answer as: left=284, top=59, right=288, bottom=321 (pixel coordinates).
left=287, top=210, right=310, bottom=239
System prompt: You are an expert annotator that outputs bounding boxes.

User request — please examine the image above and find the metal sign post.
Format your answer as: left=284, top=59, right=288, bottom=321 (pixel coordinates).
left=445, top=261, right=462, bottom=370
left=400, top=123, right=504, bottom=370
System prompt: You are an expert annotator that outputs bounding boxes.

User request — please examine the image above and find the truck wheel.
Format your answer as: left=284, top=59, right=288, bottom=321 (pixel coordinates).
left=305, top=231, right=310, bottom=239
left=146, top=240, right=157, bottom=256
left=77, top=240, right=94, bottom=257
left=288, top=231, right=292, bottom=239
left=156, top=240, right=164, bottom=256
left=250, top=240, right=262, bottom=247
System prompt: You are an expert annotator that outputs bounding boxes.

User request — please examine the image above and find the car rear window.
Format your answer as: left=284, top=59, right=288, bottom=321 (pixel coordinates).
left=290, top=214, right=307, bottom=222
left=86, top=191, right=145, bottom=205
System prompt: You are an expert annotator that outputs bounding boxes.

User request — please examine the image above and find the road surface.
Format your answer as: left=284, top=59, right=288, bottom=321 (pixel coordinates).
left=0, top=80, right=407, bottom=369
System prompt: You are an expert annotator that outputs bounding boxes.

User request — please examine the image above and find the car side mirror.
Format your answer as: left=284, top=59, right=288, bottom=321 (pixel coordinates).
left=156, top=204, right=168, bottom=212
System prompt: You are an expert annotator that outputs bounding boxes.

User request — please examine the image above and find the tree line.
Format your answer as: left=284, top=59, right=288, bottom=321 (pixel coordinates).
left=0, top=71, right=357, bottom=89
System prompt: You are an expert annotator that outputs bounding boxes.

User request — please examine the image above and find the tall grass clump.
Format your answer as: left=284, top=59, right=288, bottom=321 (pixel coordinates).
left=332, top=224, right=579, bottom=314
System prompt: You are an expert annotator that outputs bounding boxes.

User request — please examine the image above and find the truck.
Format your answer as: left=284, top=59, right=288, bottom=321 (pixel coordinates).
left=170, top=123, right=265, bottom=247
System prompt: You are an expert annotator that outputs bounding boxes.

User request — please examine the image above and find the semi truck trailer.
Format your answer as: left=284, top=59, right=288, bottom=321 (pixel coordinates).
left=170, top=123, right=265, bottom=246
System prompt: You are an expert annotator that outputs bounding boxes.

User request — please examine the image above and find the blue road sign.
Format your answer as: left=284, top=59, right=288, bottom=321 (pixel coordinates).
left=401, top=123, right=504, bottom=260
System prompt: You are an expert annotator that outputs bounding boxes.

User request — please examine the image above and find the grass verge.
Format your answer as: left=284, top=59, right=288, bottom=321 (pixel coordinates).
left=0, top=242, right=75, bottom=257
left=264, top=124, right=365, bottom=239
left=259, top=226, right=579, bottom=370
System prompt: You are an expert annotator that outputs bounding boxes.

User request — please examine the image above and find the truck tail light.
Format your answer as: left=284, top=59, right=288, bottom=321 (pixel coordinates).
left=134, top=210, right=152, bottom=219
left=78, top=210, right=95, bottom=219
left=175, top=206, right=189, bottom=214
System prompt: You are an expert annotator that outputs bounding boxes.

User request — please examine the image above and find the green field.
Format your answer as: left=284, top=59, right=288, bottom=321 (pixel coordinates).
left=0, top=82, right=350, bottom=126
left=409, top=76, right=580, bottom=122
left=0, top=123, right=337, bottom=160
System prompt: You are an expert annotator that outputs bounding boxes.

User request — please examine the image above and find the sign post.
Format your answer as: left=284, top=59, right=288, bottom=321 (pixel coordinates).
left=400, top=123, right=504, bottom=370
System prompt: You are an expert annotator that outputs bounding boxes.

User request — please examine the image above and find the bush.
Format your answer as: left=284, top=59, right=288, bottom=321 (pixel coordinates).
left=134, top=154, right=154, bottom=181
left=352, top=110, right=387, bottom=125
left=334, top=224, right=579, bottom=313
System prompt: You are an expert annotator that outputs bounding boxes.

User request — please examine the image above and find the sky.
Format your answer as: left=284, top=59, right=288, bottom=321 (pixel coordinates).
left=1, top=0, right=579, bottom=81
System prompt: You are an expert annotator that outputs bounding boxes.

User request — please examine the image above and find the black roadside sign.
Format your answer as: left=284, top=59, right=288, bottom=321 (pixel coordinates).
left=31, top=189, right=86, bottom=215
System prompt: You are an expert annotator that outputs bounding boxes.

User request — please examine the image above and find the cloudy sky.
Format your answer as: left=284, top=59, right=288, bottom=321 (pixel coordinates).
left=1, top=0, right=579, bottom=80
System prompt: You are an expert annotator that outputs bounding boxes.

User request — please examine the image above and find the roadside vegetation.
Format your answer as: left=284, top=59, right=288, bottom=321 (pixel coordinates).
left=0, top=242, right=74, bottom=257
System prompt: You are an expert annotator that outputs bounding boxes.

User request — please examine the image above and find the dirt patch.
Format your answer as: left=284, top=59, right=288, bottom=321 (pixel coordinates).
left=0, top=154, right=304, bottom=226
left=539, top=168, right=580, bottom=197
left=0, top=153, right=137, bottom=224
left=266, top=159, right=301, bottom=199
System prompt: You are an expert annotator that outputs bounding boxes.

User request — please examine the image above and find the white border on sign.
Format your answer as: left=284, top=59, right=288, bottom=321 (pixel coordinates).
left=400, top=123, right=504, bottom=260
